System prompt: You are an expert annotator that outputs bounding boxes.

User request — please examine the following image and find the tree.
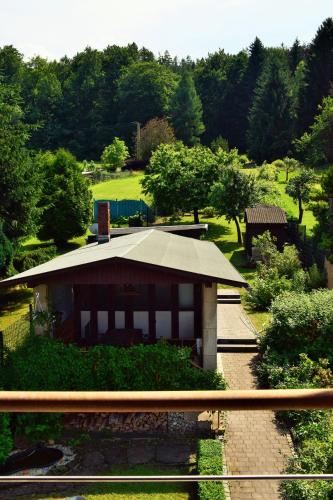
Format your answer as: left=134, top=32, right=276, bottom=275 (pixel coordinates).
left=0, top=85, right=41, bottom=240
left=247, top=53, right=296, bottom=162
left=295, top=97, right=333, bottom=167
left=210, top=166, right=258, bottom=244
left=299, top=17, right=333, bottom=132
left=286, top=168, right=315, bottom=223
left=283, top=157, right=300, bottom=181
left=101, top=137, right=129, bottom=171
left=141, top=143, right=218, bottom=224
left=0, top=221, right=13, bottom=278
left=116, top=61, right=178, bottom=126
left=170, top=71, right=205, bottom=145
left=37, top=149, right=92, bottom=246
left=139, top=118, right=175, bottom=161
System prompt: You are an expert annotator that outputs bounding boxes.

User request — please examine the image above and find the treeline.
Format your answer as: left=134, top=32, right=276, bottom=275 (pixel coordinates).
left=0, top=18, right=332, bottom=162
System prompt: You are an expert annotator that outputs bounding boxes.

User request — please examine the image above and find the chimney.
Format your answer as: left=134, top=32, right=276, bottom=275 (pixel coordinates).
left=98, top=201, right=110, bottom=244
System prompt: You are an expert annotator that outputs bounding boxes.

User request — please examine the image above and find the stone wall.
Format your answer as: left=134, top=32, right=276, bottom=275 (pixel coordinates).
left=63, top=411, right=216, bottom=435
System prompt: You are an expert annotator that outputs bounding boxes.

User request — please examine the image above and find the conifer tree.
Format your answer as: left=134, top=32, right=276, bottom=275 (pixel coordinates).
left=170, top=71, right=205, bottom=145
left=247, top=54, right=296, bottom=162
left=300, top=17, right=333, bottom=131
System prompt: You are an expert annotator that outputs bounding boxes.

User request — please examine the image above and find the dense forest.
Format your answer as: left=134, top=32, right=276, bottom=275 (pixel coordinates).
left=0, top=17, right=332, bottom=162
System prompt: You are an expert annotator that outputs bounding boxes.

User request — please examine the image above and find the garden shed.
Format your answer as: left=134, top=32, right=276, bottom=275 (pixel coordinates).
left=244, top=204, right=288, bottom=256
left=0, top=228, right=247, bottom=370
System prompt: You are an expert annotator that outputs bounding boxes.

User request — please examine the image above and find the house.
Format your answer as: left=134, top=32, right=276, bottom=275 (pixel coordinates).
left=244, top=204, right=288, bottom=256
left=0, top=203, right=247, bottom=370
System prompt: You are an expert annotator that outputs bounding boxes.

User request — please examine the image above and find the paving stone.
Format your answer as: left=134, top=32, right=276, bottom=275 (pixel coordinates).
left=128, top=445, right=155, bottom=464
left=218, top=301, right=293, bottom=499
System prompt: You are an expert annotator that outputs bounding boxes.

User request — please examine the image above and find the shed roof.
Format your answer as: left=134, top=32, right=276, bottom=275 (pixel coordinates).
left=0, top=229, right=247, bottom=287
left=245, top=205, right=287, bottom=224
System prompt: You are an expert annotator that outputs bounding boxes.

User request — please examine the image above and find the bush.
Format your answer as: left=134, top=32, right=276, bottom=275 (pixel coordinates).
left=201, top=206, right=216, bottom=218
left=246, top=267, right=293, bottom=310
left=258, top=163, right=278, bottom=181
left=272, top=159, right=286, bottom=170
left=197, top=439, right=225, bottom=500
left=260, top=290, right=333, bottom=361
left=0, top=413, right=13, bottom=465
left=101, top=138, right=129, bottom=171
left=4, top=337, right=226, bottom=439
left=13, top=245, right=57, bottom=273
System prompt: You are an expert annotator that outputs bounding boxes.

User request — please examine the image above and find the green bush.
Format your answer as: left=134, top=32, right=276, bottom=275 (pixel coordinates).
left=197, top=439, right=225, bottom=500
left=0, top=221, right=13, bottom=278
left=0, top=413, right=13, bottom=465
left=4, top=337, right=226, bottom=440
left=246, top=268, right=293, bottom=310
left=13, top=245, right=57, bottom=273
left=260, top=290, right=333, bottom=361
left=258, top=163, right=278, bottom=181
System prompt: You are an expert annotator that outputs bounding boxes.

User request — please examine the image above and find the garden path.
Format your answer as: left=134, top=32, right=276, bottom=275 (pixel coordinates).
left=217, top=300, right=292, bottom=499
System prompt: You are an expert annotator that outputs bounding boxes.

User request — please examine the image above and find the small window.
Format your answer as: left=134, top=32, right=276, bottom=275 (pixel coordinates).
left=155, top=285, right=171, bottom=308
left=97, top=311, right=108, bottom=335
left=179, top=311, right=194, bottom=338
left=156, top=311, right=172, bottom=339
left=179, top=284, right=194, bottom=308
left=115, top=311, right=125, bottom=329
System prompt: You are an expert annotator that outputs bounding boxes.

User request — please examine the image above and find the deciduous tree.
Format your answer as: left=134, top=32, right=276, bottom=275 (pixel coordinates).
left=37, top=149, right=92, bottom=246
left=101, top=137, right=129, bottom=171
left=286, top=168, right=315, bottom=223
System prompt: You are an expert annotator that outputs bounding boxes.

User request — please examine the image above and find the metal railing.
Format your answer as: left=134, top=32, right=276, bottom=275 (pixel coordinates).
left=0, top=389, right=333, bottom=483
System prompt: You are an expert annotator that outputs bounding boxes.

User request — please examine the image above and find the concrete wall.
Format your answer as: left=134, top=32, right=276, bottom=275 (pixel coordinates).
left=202, top=283, right=217, bottom=370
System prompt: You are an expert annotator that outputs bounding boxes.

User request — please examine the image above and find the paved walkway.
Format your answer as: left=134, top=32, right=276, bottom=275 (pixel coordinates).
left=217, top=300, right=292, bottom=499
left=217, top=300, right=256, bottom=341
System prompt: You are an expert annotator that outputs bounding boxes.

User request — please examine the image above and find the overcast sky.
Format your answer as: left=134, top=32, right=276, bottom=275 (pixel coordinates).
left=0, top=0, right=332, bottom=61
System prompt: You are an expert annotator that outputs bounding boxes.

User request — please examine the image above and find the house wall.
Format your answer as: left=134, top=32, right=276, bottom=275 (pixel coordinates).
left=33, top=284, right=48, bottom=335
left=48, top=284, right=74, bottom=321
left=202, top=283, right=217, bottom=370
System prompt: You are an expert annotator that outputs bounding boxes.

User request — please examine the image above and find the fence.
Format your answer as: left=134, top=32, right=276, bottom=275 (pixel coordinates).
left=288, top=220, right=326, bottom=269
left=93, top=199, right=153, bottom=222
left=0, top=306, right=33, bottom=359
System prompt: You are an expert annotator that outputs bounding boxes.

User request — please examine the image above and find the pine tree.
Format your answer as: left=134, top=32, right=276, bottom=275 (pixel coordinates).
left=300, top=17, right=333, bottom=132
left=247, top=53, right=296, bottom=162
left=170, top=71, right=205, bottom=145
left=289, top=38, right=305, bottom=73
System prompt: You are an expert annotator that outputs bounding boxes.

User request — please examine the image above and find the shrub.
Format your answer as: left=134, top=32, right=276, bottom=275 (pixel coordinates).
left=13, top=245, right=57, bottom=273
left=201, top=206, right=216, bottom=218
left=258, top=163, right=278, bottom=181
left=101, top=137, right=129, bottom=171
left=246, top=267, right=292, bottom=310
left=0, top=413, right=13, bottom=465
left=4, top=337, right=226, bottom=440
left=197, top=439, right=225, bottom=500
left=261, top=290, right=333, bottom=361
left=210, top=136, right=229, bottom=153
left=272, top=159, right=286, bottom=170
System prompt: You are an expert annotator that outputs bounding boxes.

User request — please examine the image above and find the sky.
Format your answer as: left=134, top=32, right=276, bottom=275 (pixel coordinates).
left=0, top=0, right=332, bottom=61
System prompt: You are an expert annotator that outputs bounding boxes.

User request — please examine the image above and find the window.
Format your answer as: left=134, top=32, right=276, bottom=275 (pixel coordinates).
left=179, top=311, right=195, bottom=338
left=155, top=285, right=171, bottom=308
left=156, top=311, right=172, bottom=339
left=133, top=311, right=149, bottom=338
left=179, top=284, right=194, bottom=308
left=80, top=311, right=91, bottom=338
left=97, top=311, right=108, bottom=335
left=115, top=311, right=125, bottom=329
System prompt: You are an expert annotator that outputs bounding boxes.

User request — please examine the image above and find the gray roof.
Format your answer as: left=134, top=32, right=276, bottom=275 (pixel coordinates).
left=0, top=229, right=247, bottom=287
left=245, top=204, right=287, bottom=224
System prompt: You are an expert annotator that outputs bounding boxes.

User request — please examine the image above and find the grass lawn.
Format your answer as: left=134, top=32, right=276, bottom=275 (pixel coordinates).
left=27, top=465, right=193, bottom=500
left=91, top=171, right=146, bottom=200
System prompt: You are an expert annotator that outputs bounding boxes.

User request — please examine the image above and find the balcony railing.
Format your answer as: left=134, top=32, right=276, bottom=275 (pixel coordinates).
left=0, top=389, right=333, bottom=483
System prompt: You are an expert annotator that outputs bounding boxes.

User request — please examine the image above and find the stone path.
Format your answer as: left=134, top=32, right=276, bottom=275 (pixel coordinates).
left=217, top=299, right=292, bottom=499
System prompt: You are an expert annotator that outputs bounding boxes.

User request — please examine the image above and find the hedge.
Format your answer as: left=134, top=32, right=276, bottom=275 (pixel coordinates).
left=3, top=337, right=226, bottom=440
left=197, top=439, right=225, bottom=500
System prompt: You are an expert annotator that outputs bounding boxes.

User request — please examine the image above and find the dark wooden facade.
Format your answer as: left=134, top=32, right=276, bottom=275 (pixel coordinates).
left=40, top=259, right=206, bottom=347
left=245, top=222, right=288, bottom=255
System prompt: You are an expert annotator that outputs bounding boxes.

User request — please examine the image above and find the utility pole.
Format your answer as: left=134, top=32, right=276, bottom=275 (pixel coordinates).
left=131, top=121, right=141, bottom=160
